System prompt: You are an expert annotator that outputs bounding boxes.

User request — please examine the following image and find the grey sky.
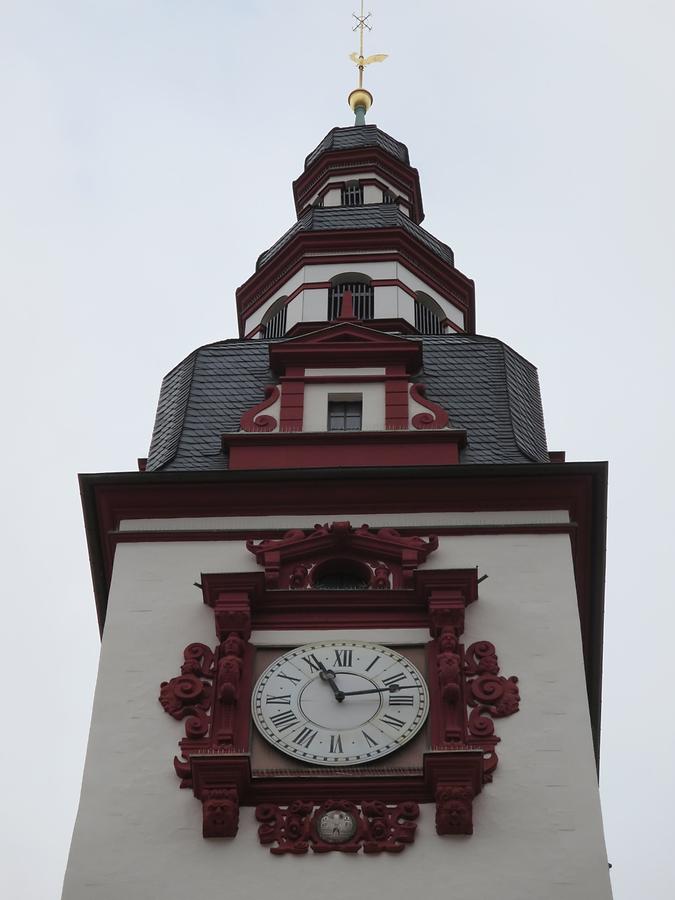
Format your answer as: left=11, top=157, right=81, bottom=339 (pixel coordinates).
left=1, top=2, right=673, bottom=897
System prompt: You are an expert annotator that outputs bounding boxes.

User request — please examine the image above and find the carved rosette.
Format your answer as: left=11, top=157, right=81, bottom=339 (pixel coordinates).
left=255, top=800, right=420, bottom=854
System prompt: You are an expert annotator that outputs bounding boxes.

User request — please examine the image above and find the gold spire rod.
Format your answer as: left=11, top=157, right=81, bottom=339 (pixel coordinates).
left=348, top=2, right=387, bottom=123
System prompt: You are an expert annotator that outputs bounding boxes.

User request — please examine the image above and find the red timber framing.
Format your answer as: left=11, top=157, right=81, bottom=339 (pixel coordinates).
left=80, top=461, right=608, bottom=768
left=292, top=146, right=425, bottom=223
left=235, top=229, right=476, bottom=336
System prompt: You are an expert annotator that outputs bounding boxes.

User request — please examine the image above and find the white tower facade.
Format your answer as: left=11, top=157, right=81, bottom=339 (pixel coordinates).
left=63, top=115, right=612, bottom=899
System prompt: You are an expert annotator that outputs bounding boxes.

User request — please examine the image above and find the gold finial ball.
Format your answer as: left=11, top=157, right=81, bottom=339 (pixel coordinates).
left=348, top=88, right=373, bottom=114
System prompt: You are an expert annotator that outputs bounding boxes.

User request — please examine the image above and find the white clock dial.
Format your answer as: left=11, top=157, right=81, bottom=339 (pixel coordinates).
left=252, top=640, right=429, bottom=766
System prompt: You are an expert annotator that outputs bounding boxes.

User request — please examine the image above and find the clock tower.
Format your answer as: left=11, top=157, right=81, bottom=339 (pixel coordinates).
left=63, top=18, right=612, bottom=900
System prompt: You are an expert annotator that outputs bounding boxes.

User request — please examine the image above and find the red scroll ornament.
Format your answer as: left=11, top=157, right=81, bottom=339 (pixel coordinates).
left=409, top=383, right=450, bottom=430
left=239, top=385, right=280, bottom=432
left=255, top=799, right=420, bottom=854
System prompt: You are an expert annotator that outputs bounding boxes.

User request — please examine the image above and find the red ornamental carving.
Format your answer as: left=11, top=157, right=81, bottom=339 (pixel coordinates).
left=427, top=634, right=520, bottom=783
left=239, top=385, right=280, bottom=432
left=159, top=643, right=215, bottom=740
left=202, top=787, right=239, bottom=838
left=465, top=641, right=520, bottom=740
left=255, top=799, right=420, bottom=854
left=435, top=783, right=474, bottom=835
left=410, top=383, right=450, bottom=430
left=246, top=520, right=438, bottom=590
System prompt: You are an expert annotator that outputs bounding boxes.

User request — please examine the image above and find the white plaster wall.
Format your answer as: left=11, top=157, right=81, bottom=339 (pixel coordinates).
left=363, top=184, right=381, bottom=204
left=245, top=260, right=465, bottom=335
left=62, top=527, right=612, bottom=900
left=323, top=187, right=341, bottom=207
left=118, top=509, right=572, bottom=532
left=375, top=284, right=398, bottom=318
left=303, top=383, right=386, bottom=431
left=306, top=172, right=409, bottom=208
left=300, top=288, right=328, bottom=322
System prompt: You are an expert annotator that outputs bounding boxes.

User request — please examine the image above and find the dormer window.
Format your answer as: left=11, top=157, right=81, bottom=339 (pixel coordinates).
left=328, top=398, right=362, bottom=432
left=414, top=291, right=445, bottom=335
left=328, top=275, right=374, bottom=321
left=260, top=296, right=288, bottom=339
left=341, top=181, right=363, bottom=206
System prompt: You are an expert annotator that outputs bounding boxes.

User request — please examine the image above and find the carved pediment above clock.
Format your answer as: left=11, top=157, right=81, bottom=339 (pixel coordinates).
left=246, top=521, right=439, bottom=589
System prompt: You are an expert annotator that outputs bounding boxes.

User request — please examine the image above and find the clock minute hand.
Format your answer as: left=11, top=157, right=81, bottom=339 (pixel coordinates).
left=338, top=684, right=417, bottom=697
left=316, top=660, right=345, bottom=703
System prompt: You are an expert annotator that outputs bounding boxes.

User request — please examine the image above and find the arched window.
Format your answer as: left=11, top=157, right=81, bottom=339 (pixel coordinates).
left=341, top=180, right=363, bottom=207
left=328, top=274, right=374, bottom=321
left=312, top=559, right=372, bottom=590
left=414, top=292, right=445, bottom=335
left=260, top=296, right=288, bottom=339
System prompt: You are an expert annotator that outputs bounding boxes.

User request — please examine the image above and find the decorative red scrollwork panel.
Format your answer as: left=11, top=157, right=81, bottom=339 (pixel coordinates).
left=427, top=628, right=520, bottom=782
left=246, top=520, right=439, bottom=590
left=158, top=528, right=519, bottom=843
left=256, top=799, right=420, bottom=854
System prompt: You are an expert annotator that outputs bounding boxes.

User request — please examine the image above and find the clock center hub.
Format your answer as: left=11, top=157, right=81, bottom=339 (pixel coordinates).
left=299, top=673, right=381, bottom=729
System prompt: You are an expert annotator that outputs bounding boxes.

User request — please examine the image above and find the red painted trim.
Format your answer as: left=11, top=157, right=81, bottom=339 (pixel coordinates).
left=268, top=322, right=423, bottom=375
left=236, top=231, right=475, bottom=336
left=410, top=383, right=450, bottom=430
left=110, top=522, right=576, bottom=548
left=278, top=381, right=303, bottom=431
left=223, top=431, right=466, bottom=470
left=292, top=148, right=425, bottom=224
left=243, top=277, right=460, bottom=339
left=240, top=385, right=280, bottom=432
left=188, top=751, right=482, bottom=807
left=81, top=461, right=607, bottom=767
left=285, top=318, right=421, bottom=337
left=281, top=374, right=390, bottom=384
left=240, top=244, right=472, bottom=335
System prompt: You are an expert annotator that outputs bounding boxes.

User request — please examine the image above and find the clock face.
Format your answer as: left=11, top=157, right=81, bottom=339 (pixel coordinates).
left=251, top=640, right=429, bottom=767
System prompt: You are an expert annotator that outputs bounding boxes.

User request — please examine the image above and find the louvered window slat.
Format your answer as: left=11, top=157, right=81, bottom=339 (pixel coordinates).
left=328, top=282, right=374, bottom=321
left=261, top=305, right=287, bottom=339
left=414, top=300, right=443, bottom=334
left=341, top=182, right=363, bottom=206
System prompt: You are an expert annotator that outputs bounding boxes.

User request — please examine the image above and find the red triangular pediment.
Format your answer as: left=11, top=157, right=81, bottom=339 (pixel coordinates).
left=269, top=322, right=422, bottom=374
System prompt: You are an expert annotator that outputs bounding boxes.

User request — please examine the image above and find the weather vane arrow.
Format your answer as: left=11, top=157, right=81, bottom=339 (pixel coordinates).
left=347, top=2, right=388, bottom=124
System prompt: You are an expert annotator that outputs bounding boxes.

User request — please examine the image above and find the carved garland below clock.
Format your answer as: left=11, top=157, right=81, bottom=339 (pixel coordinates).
left=158, top=522, right=520, bottom=851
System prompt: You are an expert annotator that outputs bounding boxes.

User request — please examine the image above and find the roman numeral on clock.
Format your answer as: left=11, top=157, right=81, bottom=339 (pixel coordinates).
left=270, top=710, right=299, bottom=732
left=266, top=694, right=291, bottom=705
left=276, top=671, right=301, bottom=685
left=380, top=714, right=406, bottom=730
left=362, top=730, right=379, bottom=748
left=329, top=734, right=343, bottom=754
left=382, top=672, right=407, bottom=687
left=293, top=727, right=317, bottom=748
left=303, top=654, right=323, bottom=673
left=333, top=649, right=352, bottom=667
left=389, top=693, right=414, bottom=706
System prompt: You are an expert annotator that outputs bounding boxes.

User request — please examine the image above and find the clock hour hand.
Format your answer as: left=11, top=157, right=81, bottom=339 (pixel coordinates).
left=338, top=684, right=416, bottom=697
left=316, top=660, right=345, bottom=703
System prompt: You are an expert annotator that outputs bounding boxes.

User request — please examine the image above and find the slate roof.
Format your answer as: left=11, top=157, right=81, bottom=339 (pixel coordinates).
left=146, top=334, right=548, bottom=472
left=304, top=125, right=410, bottom=170
left=256, top=205, right=454, bottom=271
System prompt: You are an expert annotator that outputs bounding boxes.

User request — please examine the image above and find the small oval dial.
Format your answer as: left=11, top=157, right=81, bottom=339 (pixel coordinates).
left=251, top=640, right=429, bottom=766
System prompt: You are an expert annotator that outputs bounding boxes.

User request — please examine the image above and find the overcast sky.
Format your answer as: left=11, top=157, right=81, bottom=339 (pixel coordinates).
left=1, top=2, right=674, bottom=898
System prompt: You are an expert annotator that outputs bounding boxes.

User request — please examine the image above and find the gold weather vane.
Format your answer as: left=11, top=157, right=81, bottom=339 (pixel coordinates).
left=348, top=2, right=388, bottom=124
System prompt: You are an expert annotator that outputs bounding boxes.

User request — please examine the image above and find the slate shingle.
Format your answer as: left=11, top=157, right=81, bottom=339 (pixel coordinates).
left=145, top=334, right=548, bottom=472
left=304, top=125, right=410, bottom=170
left=256, top=205, right=454, bottom=271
